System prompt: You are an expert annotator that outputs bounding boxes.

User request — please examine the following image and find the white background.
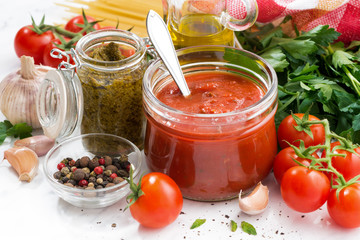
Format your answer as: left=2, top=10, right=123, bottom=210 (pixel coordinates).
left=0, top=0, right=360, bottom=239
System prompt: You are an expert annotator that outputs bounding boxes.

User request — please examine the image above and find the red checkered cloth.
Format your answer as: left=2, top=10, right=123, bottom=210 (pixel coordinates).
left=236, top=0, right=360, bottom=44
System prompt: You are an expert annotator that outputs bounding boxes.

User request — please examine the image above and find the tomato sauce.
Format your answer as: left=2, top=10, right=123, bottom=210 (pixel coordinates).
left=157, top=72, right=264, bottom=114
left=144, top=71, right=277, bottom=201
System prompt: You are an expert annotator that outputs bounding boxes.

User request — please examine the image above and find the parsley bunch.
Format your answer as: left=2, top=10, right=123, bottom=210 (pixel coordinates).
left=236, top=18, right=360, bottom=143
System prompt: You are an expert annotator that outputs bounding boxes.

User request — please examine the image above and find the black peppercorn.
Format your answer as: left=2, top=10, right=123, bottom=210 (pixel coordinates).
left=62, top=177, right=69, bottom=183
left=102, top=181, right=109, bottom=186
left=53, top=171, right=62, bottom=179
left=73, top=169, right=86, bottom=181
left=113, top=177, right=124, bottom=184
left=88, top=158, right=100, bottom=170
left=68, top=179, right=76, bottom=185
left=89, top=176, right=96, bottom=183
left=75, top=159, right=80, bottom=167
left=120, top=161, right=130, bottom=170
left=105, top=165, right=118, bottom=174
left=79, top=156, right=90, bottom=168
left=96, top=185, right=103, bottom=189
left=117, top=169, right=129, bottom=178
left=104, top=156, right=112, bottom=166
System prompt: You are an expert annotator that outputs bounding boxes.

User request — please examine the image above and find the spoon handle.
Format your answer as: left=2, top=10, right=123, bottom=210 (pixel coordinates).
left=146, top=10, right=191, bottom=97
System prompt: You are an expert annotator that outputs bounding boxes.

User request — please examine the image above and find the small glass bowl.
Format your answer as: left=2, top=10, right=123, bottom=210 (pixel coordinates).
left=43, top=133, right=142, bottom=208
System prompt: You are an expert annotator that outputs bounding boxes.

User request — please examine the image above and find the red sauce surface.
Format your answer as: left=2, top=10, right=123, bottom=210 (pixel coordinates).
left=144, top=71, right=277, bottom=201
left=157, top=72, right=264, bottom=114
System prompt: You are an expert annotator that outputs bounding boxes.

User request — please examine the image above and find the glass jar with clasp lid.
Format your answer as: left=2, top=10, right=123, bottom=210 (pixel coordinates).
left=37, top=29, right=150, bottom=149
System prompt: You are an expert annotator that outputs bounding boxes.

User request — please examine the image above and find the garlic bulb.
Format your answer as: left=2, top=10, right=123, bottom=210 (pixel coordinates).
left=4, top=146, right=39, bottom=182
left=0, top=56, right=53, bottom=128
left=239, top=182, right=269, bottom=215
left=14, top=135, right=55, bottom=157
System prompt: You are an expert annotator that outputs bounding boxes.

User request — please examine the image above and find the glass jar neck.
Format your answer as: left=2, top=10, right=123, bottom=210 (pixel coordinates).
left=75, top=29, right=146, bottom=72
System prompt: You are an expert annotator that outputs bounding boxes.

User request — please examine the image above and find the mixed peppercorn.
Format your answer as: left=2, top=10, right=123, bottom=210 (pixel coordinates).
left=54, top=154, right=131, bottom=190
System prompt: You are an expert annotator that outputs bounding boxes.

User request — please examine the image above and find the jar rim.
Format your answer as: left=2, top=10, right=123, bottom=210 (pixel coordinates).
left=143, top=45, right=278, bottom=120
left=75, top=29, right=146, bottom=71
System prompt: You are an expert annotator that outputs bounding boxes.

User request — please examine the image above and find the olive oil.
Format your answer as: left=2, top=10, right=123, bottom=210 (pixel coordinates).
left=168, top=14, right=234, bottom=49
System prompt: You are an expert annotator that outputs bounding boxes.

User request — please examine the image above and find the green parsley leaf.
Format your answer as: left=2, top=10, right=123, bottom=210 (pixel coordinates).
left=278, top=39, right=317, bottom=60
left=190, top=219, right=206, bottom=229
left=0, top=121, right=33, bottom=145
left=0, top=133, right=7, bottom=145
left=297, top=25, right=341, bottom=47
left=6, top=123, right=33, bottom=139
left=332, top=50, right=356, bottom=69
left=241, top=221, right=257, bottom=235
left=230, top=220, right=237, bottom=232
left=260, top=47, right=289, bottom=72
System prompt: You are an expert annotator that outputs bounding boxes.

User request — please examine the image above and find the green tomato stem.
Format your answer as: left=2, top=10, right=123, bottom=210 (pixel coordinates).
left=301, top=118, right=348, bottom=186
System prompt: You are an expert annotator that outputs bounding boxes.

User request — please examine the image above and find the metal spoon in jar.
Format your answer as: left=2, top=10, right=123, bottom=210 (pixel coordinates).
left=146, top=10, right=191, bottom=97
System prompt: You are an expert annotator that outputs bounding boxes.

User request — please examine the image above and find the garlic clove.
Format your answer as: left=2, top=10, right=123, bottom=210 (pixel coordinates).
left=239, top=182, right=269, bottom=215
left=4, top=146, right=39, bottom=182
left=14, top=135, right=55, bottom=157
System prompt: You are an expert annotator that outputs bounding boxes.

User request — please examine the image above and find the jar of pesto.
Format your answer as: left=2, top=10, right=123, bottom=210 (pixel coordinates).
left=37, top=29, right=148, bottom=149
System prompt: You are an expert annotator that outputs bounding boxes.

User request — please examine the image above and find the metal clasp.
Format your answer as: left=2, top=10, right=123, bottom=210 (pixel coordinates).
left=50, top=48, right=80, bottom=78
left=143, top=37, right=159, bottom=62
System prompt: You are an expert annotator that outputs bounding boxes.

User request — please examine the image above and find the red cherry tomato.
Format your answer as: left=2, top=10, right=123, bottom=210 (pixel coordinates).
left=327, top=183, right=360, bottom=228
left=281, top=166, right=330, bottom=213
left=43, top=38, right=75, bottom=68
left=129, top=172, right=183, bottom=228
left=65, top=15, right=100, bottom=35
left=277, top=113, right=325, bottom=149
left=120, top=47, right=136, bottom=58
left=14, top=25, right=55, bottom=64
left=273, top=147, right=318, bottom=184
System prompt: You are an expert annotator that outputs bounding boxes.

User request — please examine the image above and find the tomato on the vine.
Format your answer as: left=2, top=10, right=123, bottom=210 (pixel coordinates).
left=14, top=25, right=55, bottom=64
left=127, top=172, right=183, bottom=228
left=321, top=141, right=360, bottom=182
left=273, top=147, right=318, bottom=184
left=327, top=183, right=360, bottom=228
left=277, top=113, right=325, bottom=149
left=65, top=15, right=100, bottom=35
left=281, top=166, right=330, bottom=213
left=43, top=38, right=75, bottom=68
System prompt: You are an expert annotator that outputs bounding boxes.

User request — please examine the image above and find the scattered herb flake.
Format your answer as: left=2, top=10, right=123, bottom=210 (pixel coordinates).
left=230, top=220, right=237, bottom=232
left=241, top=221, right=257, bottom=235
left=190, top=219, right=206, bottom=229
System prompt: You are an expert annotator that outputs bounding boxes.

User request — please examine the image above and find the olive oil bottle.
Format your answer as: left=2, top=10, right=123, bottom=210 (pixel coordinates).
left=168, top=13, right=234, bottom=49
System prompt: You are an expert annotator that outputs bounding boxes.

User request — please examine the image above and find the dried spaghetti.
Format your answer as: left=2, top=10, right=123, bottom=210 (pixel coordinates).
left=58, top=0, right=163, bottom=37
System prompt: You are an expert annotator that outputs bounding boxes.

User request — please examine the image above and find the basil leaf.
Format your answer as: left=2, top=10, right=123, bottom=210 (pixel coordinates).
left=190, top=219, right=206, bottom=229
left=241, top=221, right=257, bottom=235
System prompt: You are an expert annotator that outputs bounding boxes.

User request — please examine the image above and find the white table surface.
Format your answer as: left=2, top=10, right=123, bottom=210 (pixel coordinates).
left=1, top=1, right=360, bottom=239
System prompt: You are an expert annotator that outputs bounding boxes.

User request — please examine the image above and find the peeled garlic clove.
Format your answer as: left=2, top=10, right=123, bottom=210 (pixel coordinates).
left=14, top=135, right=55, bottom=157
left=4, top=146, right=39, bottom=182
left=239, top=182, right=269, bottom=215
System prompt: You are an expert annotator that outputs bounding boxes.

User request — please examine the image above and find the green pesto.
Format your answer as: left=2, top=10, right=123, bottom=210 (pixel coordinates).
left=78, top=42, right=146, bottom=149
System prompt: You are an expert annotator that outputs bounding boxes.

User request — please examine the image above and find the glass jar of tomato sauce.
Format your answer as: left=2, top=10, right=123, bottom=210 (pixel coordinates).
left=143, top=45, right=278, bottom=201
